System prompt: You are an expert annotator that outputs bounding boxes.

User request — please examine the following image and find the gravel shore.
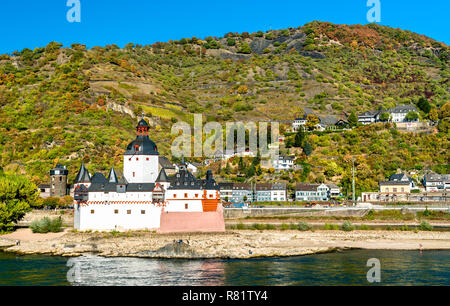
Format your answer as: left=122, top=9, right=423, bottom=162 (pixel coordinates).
left=1, top=229, right=450, bottom=258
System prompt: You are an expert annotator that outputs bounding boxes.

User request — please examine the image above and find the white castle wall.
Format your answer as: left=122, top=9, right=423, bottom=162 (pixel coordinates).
left=123, top=155, right=159, bottom=183
left=76, top=203, right=163, bottom=231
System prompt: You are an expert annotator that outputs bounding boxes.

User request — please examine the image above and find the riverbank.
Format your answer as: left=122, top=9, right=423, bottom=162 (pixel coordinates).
left=1, top=229, right=450, bottom=259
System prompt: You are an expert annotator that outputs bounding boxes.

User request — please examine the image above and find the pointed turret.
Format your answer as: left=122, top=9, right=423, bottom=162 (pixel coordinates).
left=74, top=163, right=91, bottom=184
left=108, top=167, right=119, bottom=184
left=156, top=168, right=169, bottom=182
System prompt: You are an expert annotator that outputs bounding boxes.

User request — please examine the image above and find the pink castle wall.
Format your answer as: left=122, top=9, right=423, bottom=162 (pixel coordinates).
left=158, top=204, right=226, bottom=234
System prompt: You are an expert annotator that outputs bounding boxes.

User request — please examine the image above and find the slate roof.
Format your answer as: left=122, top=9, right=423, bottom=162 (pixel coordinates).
left=168, top=164, right=202, bottom=190
left=74, top=163, right=91, bottom=183
left=218, top=182, right=234, bottom=190
left=379, top=181, right=410, bottom=186
left=107, top=167, right=119, bottom=184
left=296, top=183, right=321, bottom=191
left=201, top=170, right=220, bottom=190
left=159, top=156, right=175, bottom=169
left=359, top=110, right=380, bottom=118
left=124, top=135, right=159, bottom=156
left=388, top=104, right=418, bottom=114
left=156, top=168, right=169, bottom=182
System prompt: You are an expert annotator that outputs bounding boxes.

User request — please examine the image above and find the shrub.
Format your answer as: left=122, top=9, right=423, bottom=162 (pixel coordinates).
left=360, top=224, right=370, bottom=230
left=236, top=222, right=245, bottom=230
left=324, top=223, right=339, bottom=230
left=266, top=224, right=276, bottom=230
left=400, top=225, right=411, bottom=231
left=289, top=223, right=297, bottom=230
left=341, top=221, right=355, bottom=231
left=419, top=221, right=433, bottom=231
left=30, top=217, right=63, bottom=233
left=280, top=223, right=289, bottom=231
left=297, top=221, right=312, bottom=231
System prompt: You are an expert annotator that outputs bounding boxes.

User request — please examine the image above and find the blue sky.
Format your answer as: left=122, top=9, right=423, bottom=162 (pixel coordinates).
left=0, top=0, right=448, bottom=54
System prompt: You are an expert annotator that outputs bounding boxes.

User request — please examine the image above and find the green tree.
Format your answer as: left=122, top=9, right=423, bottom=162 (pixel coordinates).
left=302, top=141, right=313, bottom=156
left=379, top=112, right=391, bottom=122
left=238, top=43, right=252, bottom=54
left=238, top=157, right=245, bottom=172
left=294, top=128, right=305, bottom=147
left=305, top=115, right=320, bottom=131
left=0, top=174, right=39, bottom=232
left=348, top=111, right=358, bottom=127
left=417, top=97, right=431, bottom=114
left=405, top=111, right=419, bottom=121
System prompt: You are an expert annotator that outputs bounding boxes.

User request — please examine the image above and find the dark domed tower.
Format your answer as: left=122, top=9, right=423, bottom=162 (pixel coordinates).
left=50, top=164, right=69, bottom=197
left=123, top=117, right=160, bottom=183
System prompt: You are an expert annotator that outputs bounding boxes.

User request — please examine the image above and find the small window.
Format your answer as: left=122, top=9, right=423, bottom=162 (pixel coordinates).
left=174, top=194, right=177, bottom=198
left=133, top=172, right=135, bottom=177
left=129, top=158, right=132, bottom=161
left=127, top=210, right=131, bottom=215
left=136, top=158, right=139, bottom=161
left=184, top=193, right=188, bottom=198
left=141, top=210, right=146, bottom=215
left=90, top=210, right=95, bottom=214
left=114, top=210, right=119, bottom=214
left=185, top=204, right=188, bottom=210
left=195, top=194, right=198, bottom=198
left=146, top=157, right=149, bottom=161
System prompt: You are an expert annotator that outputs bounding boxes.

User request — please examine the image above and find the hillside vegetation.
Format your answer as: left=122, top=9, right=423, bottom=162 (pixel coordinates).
left=0, top=21, right=448, bottom=195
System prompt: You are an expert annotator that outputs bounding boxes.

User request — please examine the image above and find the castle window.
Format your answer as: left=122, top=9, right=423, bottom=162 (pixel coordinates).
left=91, top=210, right=95, bottom=214
left=136, top=158, right=139, bottom=161
left=127, top=210, right=131, bottom=215
left=146, top=158, right=149, bottom=161
left=133, top=172, right=135, bottom=177
left=209, top=194, right=213, bottom=198
left=184, top=193, right=188, bottom=198
left=141, top=210, right=146, bottom=215
left=185, top=204, right=188, bottom=210
left=114, top=210, right=118, bottom=214
left=195, top=194, right=198, bottom=198
left=129, top=158, right=132, bottom=161
left=174, top=194, right=177, bottom=198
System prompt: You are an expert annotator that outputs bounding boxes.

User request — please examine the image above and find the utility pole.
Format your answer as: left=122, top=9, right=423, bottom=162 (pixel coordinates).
left=352, top=158, right=356, bottom=206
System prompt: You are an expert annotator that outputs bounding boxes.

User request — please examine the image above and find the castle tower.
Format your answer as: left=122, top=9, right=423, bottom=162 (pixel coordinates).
left=123, top=118, right=160, bottom=183
left=74, top=162, right=91, bottom=188
left=50, top=164, right=68, bottom=197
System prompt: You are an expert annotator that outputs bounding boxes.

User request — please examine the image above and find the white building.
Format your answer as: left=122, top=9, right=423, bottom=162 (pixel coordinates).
left=292, top=117, right=307, bottom=132
left=73, top=118, right=221, bottom=231
left=272, top=155, right=295, bottom=171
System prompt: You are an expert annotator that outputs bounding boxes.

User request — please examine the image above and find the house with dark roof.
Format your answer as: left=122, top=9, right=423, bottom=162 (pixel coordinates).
left=358, top=110, right=381, bottom=125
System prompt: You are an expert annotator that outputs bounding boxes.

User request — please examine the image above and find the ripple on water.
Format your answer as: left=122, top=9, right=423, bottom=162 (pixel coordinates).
left=0, top=249, right=449, bottom=286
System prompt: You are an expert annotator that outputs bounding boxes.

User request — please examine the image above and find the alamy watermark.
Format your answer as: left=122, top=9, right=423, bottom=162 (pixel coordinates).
left=367, top=0, right=381, bottom=23
left=366, top=258, right=381, bottom=283
left=66, top=0, right=81, bottom=23
left=171, top=114, right=279, bottom=160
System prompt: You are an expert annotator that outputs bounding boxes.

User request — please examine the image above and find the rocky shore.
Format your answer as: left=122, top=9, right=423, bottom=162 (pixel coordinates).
left=1, top=229, right=450, bottom=258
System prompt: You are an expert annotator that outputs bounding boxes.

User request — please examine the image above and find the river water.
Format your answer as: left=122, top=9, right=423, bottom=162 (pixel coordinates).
left=0, top=249, right=448, bottom=286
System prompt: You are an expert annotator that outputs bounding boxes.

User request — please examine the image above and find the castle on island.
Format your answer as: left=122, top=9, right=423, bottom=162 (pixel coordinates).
left=73, top=118, right=225, bottom=233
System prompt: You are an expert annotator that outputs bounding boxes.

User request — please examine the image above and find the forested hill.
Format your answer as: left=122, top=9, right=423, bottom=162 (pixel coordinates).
left=0, top=21, right=448, bottom=191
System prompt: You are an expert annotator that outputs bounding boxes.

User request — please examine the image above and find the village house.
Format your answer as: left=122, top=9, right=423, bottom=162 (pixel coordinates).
left=295, top=183, right=330, bottom=202
left=358, top=105, right=420, bottom=125
left=358, top=110, right=380, bottom=125
left=272, top=155, right=295, bottom=171
left=219, top=182, right=287, bottom=203
left=231, top=183, right=253, bottom=203
left=423, top=172, right=450, bottom=191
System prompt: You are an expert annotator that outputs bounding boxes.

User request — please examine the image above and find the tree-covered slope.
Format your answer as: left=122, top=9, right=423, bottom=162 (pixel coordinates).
left=0, top=21, right=448, bottom=188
